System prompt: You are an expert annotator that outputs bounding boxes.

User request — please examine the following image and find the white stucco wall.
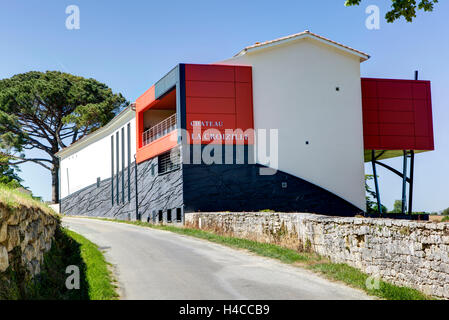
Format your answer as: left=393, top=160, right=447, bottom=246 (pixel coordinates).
left=58, top=109, right=136, bottom=199
left=219, top=38, right=366, bottom=210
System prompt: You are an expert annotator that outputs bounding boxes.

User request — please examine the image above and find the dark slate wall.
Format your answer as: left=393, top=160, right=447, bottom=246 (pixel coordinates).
left=182, top=145, right=363, bottom=217
left=60, top=158, right=183, bottom=221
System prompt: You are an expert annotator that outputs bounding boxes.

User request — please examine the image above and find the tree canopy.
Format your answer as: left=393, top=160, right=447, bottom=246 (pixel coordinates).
left=345, top=0, right=439, bottom=22
left=0, top=154, right=22, bottom=189
left=391, top=200, right=403, bottom=213
left=0, top=71, right=128, bottom=202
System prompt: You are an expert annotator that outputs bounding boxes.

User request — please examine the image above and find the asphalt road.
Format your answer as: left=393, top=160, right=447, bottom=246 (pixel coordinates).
left=62, top=217, right=372, bottom=300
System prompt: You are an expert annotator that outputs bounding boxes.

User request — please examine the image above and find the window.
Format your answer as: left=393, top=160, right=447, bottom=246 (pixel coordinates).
left=111, top=135, right=114, bottom=205
left=176, top=208, right=182, bottom=222
left=167, top=209, right=172, bottom=223
left=127, top=123, right=131, bottom=202
left=116, top=131, right=119, bottom=204
left=158, top=210, right=163, bottom=222
left=121, top=127, right=125, bottom=204
left=158, top=147, right=180, bottom=174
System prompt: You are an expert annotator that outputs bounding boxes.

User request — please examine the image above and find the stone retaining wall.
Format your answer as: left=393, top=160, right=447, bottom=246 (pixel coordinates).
left=185, top=212, right=449, bottom=299
left=0, top=203, right=59, bottom=276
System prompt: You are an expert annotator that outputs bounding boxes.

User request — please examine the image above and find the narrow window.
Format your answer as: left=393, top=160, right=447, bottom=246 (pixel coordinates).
left=176, top=208, right=182, bottom=222
left=167, top=209, right=172, bottom=223
left=111, top=135, right=114, bottom=205
left=121, top=127, right=125, bottom=204
left=97, top=177, right=101, bottom=188
left=116, top=131, right=119, bottom=204
left=127, top=123, right=131, bottom=202
left=66, top=168, right=70, bottom=195
left=158, top=210, right=163, bottom=222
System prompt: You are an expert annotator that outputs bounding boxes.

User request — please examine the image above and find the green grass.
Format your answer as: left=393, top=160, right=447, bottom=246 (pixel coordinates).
left=0, top=184, right=53, bottom=215
left=0, top=227, right=118, bottom=300
left=88, top=217, right=433, bottom=300
left=309, top=263, right=430, bottom=300
left=65, top=229, right=118, bottom=300
left=0, top=185, right=117, bottom=300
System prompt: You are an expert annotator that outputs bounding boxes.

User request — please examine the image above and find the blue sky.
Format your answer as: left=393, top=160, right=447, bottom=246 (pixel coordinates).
left=1, top=1, right=448, bottom=212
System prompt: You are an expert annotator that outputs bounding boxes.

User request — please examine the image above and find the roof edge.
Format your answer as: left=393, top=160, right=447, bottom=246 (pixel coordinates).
left=55, top=106, right=135, bottom=158
left=234, top=30, right=370, bottom=62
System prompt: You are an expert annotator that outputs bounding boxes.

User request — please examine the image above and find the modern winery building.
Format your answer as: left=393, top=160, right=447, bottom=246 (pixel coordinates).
left=56, top=31, right=434, bottom=222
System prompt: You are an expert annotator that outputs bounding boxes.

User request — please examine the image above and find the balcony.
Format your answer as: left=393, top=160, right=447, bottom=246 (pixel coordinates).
left=142, top=113, right=177, bottom=147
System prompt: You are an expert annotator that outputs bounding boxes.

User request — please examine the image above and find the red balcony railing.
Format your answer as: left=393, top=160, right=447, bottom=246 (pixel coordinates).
left=142, top=113, right=177, bottom=146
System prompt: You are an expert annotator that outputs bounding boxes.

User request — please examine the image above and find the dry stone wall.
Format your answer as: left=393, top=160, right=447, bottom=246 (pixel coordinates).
left=0, top=203, right=58, bottom=277
left=185, top=212, right=449, bottom=299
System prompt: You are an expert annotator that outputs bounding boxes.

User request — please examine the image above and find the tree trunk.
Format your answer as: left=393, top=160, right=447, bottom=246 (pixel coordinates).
left=51, top=157, right=60, bottom=204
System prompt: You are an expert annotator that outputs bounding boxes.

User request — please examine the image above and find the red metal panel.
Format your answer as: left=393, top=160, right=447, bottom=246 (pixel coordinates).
left=361, top=78, right=434, bottom=151
left=235, top=82, right=254, bottom=130
left=186, top=81, right=235, bottom=98
left=186, top=97, right=236, bottom=114
left=379, top=123, right=414, bottom=136
left=185, top=64, right=235, bottom=82
left=378, top=111, right=414, bottom=124
left=363, top=110, right=378, bottom=124
left=363, top=123, right=379, bottom=136
left=362, top=98, right=378, bottom=110
left=234, top=66, right=252, bottom=82
left=378, top=99, right=413, bottom=111
left=184, top=64, right=254, bottom=145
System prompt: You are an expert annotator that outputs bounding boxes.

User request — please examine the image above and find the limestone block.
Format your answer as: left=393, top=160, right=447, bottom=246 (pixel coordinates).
left=7, top=212, right=20, bottom=225
left=6, top=226, right=20, bottom=251
left=0, top=245, right=8, bottom=272
left=0, top=222, right=7, bottom=243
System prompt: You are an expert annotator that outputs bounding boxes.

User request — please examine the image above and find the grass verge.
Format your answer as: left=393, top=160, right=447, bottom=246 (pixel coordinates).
left=86, top=217, right=433, bottom=300
left=0, top=185, right=117, bottom=300
left=64, top=229, right=118, bottom=300
left=0, top=227, right=118, bottom=300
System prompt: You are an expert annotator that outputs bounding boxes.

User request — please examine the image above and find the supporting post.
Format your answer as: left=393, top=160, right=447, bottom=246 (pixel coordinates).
left=401, top=150, right=408, bottom=214
left=408, top=150, right=415, bottom=215
left=408, top=71, right=418, bottom=215
left=371, top=150, right=382, bottom=214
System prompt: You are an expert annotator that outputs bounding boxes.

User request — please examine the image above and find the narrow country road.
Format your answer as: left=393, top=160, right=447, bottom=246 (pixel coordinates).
left=62, top=217, right=372, bottom=300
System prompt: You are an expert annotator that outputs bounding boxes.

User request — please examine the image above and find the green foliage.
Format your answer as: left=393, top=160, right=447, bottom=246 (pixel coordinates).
left=441, top=207, right=449, bottom=216
left=0, top=71, right=128, bottom=202
left=391, top=200, right=403, bottom=213
left=365, top=174, right=376, bottom=212
left=345, top=0, right=439, bottom=22
left=365, top=175, right=388, bottom=213
left=441, top=216, right=449, bottom=222
left=372, top=203, right=389, bottom=214
left=0, top=155, right=22, bottom=188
